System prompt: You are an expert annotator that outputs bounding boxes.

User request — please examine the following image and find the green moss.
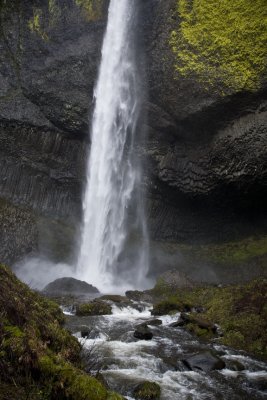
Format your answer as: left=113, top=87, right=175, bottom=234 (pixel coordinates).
left=76, top=301, right=112, bottom=316
left=133, top=381, right=161, bottom=400
left=151, top=278, right=267, bottom=359
left=0, top=263, right=123, bottom=399
left=151, top=299, right=184, bottom=316
left=170, top=0, right=267, bottom=92
left=75, top=0, right=104, bottom=21
left=39, top=355, right=109, bottom=400
left=158, top=236, right=267, bottom=268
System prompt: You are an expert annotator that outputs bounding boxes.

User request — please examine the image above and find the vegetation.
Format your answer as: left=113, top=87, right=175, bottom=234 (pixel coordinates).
left=170, top=0, right=267, bottom=92
left=76, top=301, right=112, bottom=316
left=133, top=381, right=161, bottom=400
left=151, top=278, right=267, bottom=359
left=28, top=8, right=48, bottom=40
left=156, top=235, right=267, bottom=269
left=75, top=0, right=104, bottom=21
left=0, top=263, right=123, bottom=399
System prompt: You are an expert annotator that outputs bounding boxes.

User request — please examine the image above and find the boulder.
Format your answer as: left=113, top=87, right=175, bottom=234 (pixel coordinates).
left=180, top=312, right=217, bottom=334
left=134, top=323, right=153, bottom=341
left=151, top=300, right=182, bottom=316
left=125, top=290, right=153, bottom=303
left=147, top=319, right=162, bottom=326
left=43, top=277, right=99, bottom=296
left=76, top=300, right=112, bottom=316
left=182, top=351, right=226, bottom=372
left=133, top=381, right=161, bottom=400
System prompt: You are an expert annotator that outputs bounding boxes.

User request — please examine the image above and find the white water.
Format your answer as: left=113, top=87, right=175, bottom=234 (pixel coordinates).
left=67, top=304, right=267, bottom=400
left=77, top=0, right=149, bottom=293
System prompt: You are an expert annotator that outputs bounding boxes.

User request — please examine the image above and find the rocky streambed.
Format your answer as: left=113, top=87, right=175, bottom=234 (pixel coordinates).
left=63, top=298, right=267, bottom=400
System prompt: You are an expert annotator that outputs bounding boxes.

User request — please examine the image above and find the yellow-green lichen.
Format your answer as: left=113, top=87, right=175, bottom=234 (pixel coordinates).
left=170, top=0, right=267, bottom=92
left=28, top=8, right=48, bottom=40
left=75, top=0, right=104, bottom=21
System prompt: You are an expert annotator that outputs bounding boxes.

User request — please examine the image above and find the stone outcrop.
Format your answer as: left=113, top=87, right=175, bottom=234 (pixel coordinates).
left=139, top=0, right=267, bottom=281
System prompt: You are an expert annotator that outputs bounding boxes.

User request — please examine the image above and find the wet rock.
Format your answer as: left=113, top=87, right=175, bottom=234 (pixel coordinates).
left=76, top=300, right=112, bottom=316
left=125, top=290, right=153, bottom=303
left=43, top=277, right=99, bottom=296
left=98, top=294, right=133, bottom=308
left=229, top=360, right=245, bottom=372
left=98, top=294, right=130, bottom=303
left=133, top=381, right=161, bottom=400
left=182, top=351, right=226, bottom=372
left=151, top=300, right=182, bottom=316
left=169, top=319, right=185, bottom=328
left=180, top=313, right=217, bottom=333
left=134, top=323, right=153, bottom=341
left=81, top=329, right=90, bottom=338
left=147, top=319, right=162, bottom=326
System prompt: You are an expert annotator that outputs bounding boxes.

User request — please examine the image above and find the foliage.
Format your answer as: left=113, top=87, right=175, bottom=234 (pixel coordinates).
left=0, top=263, right=123, bottom=399
left=150, top=278, right=267, bottom=359
left=170, top=0, right=267, bottom=92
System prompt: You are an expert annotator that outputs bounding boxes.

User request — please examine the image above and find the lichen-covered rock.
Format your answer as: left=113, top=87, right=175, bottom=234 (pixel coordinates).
left=133, top=381, right=161, bottom=400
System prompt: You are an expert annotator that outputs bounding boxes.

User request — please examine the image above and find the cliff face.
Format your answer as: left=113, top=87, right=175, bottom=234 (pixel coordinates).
left=0, top=0, right=108, bottom=264
left=140, top=0, right=267, bottom=281
left=0, top=0, right=266, bottom=283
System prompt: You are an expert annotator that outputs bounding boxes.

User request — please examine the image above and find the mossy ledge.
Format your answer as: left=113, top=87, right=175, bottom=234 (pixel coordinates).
left=170, top=0, right=267, bottom=93
left=151, top=277, right=267, bottom=360
left=0, top=263, right=124, bottom=400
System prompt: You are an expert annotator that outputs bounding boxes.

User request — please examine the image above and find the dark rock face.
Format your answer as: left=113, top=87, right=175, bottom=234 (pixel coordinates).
left=182, top=351, right=226, bottom=372
left=43, top=277, right=99, bottom=295
left=138, top=0, right=267, bottom=281
left=0, top=0, right=109, bottom=264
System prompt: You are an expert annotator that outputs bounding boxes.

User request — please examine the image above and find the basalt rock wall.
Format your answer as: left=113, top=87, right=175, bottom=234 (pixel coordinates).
left=0, top=0, right=109, bottom=263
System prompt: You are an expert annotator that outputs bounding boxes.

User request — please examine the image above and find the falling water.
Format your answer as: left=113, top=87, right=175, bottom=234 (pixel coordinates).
left=77, top=0, right=149, bottom=293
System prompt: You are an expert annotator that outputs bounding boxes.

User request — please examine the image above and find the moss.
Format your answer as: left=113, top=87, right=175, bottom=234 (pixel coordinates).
left=75, top=0, right=104, bottom=21
left=156, top=235, right=267, bottom=269
left=170, top=0, right=267, bottom=93
left=39, top=355, right=109, bottom=400
left=133, top=381, right=161, bottom=400
left=0, top=263, right=123, bottom=399
left=150, top=278, right=267, bottom=359
left=28, top=8, right=48, bottom=40
left=151, top=299, right=184, bottom=316
left=76, top=301, right=112, bottom=316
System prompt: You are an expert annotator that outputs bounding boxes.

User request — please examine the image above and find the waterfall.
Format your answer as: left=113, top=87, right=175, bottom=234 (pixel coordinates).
left=77, top=0, right=149, bottom=293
